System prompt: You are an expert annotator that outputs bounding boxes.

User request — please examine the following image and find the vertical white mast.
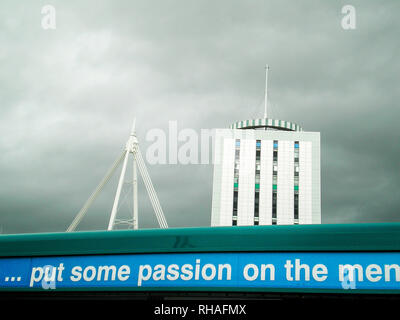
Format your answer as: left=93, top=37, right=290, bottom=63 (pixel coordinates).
left=108, top=118, right=138, bottom=231
left=264, top=64, right=269, bottom=119
left=67, top=117, right=168, bottom=232
left=107, top=117, right=168, bottom=230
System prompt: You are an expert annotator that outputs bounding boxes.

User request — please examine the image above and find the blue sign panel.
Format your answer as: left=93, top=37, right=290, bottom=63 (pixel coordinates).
left=0, top=252, right=400, bottom=291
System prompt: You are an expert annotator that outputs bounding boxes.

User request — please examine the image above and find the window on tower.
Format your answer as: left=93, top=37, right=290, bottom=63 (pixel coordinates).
left=272, top=191, right=277, bottom=219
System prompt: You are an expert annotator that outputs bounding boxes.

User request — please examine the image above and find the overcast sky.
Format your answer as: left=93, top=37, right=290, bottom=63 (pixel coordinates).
left=0, top=0, right=399, bottom=234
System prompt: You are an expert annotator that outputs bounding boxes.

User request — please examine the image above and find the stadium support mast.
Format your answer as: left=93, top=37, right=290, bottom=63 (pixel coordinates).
left=66, top=118, right=168, bottom=232
left=264, top=64, right=269, bottom=119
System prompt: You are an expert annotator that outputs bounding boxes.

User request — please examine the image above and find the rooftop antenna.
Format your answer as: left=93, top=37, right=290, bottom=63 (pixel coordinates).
left=264, top=64, right=269, bottom=119
left=67, top=118, right=168, bottom=232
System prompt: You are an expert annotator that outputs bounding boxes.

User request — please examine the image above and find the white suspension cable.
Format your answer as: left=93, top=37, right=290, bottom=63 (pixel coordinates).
left=136, top=147, right=168, bottom=228
left=66, top=150, right=127, bottom=232
left=136, top=150, right=167, bottom=228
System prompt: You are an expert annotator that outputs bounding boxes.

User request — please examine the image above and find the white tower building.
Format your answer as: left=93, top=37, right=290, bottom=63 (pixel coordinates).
left=211, top=66, right=321, bottom=226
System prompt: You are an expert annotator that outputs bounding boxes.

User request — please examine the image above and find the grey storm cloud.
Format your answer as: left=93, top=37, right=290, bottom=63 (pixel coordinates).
left=0, top=0, right=399, bottom=234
